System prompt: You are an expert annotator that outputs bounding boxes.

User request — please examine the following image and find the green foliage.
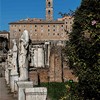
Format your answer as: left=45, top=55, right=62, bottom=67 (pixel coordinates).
left=39, top=82, right=67, bottom=100
left=37, top=82, right=79, bottom=100
left=65, top=0, right=100, bottom=99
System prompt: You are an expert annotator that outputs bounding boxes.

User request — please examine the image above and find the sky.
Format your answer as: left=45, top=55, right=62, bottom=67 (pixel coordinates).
left=0, top=0, right=81, bottom=31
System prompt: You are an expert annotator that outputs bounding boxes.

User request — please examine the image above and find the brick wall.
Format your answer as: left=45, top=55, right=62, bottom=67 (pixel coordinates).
left=29, top=68, right=49, bottom=84
left=49, top=45, right=63, bottom=82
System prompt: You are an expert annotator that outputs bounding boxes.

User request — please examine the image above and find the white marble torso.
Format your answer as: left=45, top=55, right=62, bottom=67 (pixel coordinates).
left=18, top=30, right=29, bottom=81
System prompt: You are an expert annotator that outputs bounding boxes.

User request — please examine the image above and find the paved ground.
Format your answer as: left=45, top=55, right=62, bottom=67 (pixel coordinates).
left=0, top=77, right=17, bottom=100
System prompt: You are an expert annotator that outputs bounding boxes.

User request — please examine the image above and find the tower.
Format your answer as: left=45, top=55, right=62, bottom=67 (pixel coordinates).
left=46, top=0, right=53, bottom=21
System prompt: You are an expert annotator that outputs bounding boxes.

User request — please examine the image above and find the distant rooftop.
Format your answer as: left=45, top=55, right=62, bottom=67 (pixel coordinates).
left=9, top=18, right=64, bottom=24
left=0, top=31, right=9, bottom=34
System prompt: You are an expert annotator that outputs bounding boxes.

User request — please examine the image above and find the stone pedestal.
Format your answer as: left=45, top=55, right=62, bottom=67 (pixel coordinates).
left=25, top=87, right=47, bottom=100
left=6, top=67, right=12, bottom=85
left=10, top=72, right=18, bottom=92
left=17, top=81, right=33, bottom=100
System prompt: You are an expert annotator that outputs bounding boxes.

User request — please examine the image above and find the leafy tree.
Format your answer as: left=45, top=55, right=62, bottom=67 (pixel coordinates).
left=66, top=0, right=100, bottom=99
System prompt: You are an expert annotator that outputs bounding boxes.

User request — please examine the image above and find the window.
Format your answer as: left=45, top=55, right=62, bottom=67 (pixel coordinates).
left=57, top=33, right=59, bottom=35
left=53, top=33, right=55, bottom=35
left=19, top=29, right=21, bottom=32
left=48, top=2, right=51, bottom=7
left=53, top=29, right=55, bottom=31
left=35, top=25, right=37, bottom=27
left=48, top=10, right=50, bottom=14
left=35, top=29, right=37, bottom=32
left=48, top=29, right=50, bottom=31
left=53, top=25, right=55, bottom=27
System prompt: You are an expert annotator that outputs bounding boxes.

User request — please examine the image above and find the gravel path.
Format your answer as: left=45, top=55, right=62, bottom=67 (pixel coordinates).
left=0, top=77, right=17, bottom=100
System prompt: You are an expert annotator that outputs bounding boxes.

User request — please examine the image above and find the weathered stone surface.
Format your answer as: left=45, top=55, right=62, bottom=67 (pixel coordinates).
left=38, top=68, right=48, bottom=83
left=18, top=30, right=29, bottom=81
left=17, top=81, right=33, bottom=100
left=25, top=87, right=47, bottom=100
left=29, top=68, right=49, bottom=84
left=29, top=71, right=38, bottom=85
left=49, top=45, right=63, bottom=82
left=10, top=73, right=18, bottom=92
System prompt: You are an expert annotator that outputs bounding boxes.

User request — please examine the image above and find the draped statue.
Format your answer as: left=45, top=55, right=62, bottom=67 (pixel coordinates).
left=11, top=39, right=18, bottom=74
left=18, top=30, right=29, bottom=81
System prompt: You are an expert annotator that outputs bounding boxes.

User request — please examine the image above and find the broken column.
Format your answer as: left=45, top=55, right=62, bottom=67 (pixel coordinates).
left=37, top=46, right=44, bottom=67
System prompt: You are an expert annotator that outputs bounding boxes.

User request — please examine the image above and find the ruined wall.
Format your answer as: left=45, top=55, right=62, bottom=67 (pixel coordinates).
left=29, top=68, right=49, bottom=84
left=49, top=45, right=63, bottom=82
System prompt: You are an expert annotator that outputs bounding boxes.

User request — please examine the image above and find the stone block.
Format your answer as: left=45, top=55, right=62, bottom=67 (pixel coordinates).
left=17, top=81, right=33, bottom=100
left=25, top=87, right=47, bottom=100
left=10, top=73, right=18, bottom=92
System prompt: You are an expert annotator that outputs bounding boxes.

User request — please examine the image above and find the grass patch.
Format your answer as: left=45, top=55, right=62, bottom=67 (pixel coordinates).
left=36, top=82, right=67, bottom=100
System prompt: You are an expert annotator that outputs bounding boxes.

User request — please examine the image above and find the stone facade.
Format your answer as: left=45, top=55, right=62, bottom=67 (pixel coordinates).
left=9, top=0, right=73, bottom=48
left=9, top=20, right=70, bottom=48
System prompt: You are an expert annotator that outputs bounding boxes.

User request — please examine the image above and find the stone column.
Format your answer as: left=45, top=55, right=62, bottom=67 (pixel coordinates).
left=25, top=87, right=47, bottom=100
left=47, top=44, right=50, bottom=66
left=45, top=42, right=50, bottom=67
left=30, top=48, right=34, bottom=67
left=34, top=47, right=38, bottom=67
left=37, top=47, right=44, bottom=67
left=17, top=81, right=33, bottom=100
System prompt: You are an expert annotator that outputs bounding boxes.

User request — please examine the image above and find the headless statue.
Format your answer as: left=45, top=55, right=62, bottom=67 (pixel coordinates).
left=18, top=30, right=29, bottom=81
left=11, top=39, right=18, bottom=74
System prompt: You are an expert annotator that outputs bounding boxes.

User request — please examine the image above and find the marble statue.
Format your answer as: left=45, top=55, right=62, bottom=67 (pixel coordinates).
left=18, top=30, right=29, bottom=81
left=11, top=39, right=18, bottom=74
left=8, top=49, right=13, bottom=68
